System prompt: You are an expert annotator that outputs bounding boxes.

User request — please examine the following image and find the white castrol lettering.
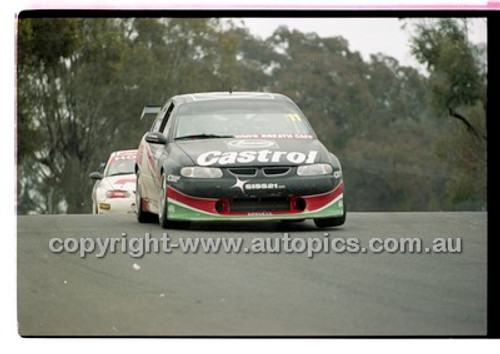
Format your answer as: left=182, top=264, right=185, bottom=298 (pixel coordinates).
left=197, top=150, right=318, bottom=166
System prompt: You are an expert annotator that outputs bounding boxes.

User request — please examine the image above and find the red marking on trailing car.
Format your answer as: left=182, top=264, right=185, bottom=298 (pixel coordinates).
left=106, top=189, right=130, bottom=198
left=113, top=178, right=136, bottom=185
left=116, top=149, right=138, bottom=155
left=108, top=150, right=137, bottom=165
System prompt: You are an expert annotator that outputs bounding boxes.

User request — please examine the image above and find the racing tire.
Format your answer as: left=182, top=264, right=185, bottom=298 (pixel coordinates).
left=136, top=172, right=156, bottom=223
left=313, top=211, right=346, bottom=228
left=158, top=173, right=170, bottom=229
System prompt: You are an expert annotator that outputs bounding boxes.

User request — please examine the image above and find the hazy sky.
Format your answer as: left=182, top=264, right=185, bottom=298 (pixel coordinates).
left=235, top=17, right=487, bottom=71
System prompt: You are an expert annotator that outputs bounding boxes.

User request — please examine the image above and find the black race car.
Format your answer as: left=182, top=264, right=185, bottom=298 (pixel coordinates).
left=135, top=92, right=345, bottom=228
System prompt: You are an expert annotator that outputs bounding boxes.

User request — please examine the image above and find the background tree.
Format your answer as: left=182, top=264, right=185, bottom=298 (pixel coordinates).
left=409, top=18, right=487, bottom=210
left=18, top=18, right=130, bottom=213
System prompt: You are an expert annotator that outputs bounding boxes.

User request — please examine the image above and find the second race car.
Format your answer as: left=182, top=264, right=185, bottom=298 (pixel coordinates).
left=89, top=149, right=138, bottom=214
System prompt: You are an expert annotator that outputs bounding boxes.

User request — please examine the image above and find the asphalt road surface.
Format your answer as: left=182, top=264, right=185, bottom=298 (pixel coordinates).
left=17, top=212, right=487, bottom=336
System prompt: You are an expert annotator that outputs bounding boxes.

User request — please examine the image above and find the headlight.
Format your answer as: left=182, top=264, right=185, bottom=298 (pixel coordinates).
left=297, top=163, right=333, bottom=176
left=180, top=166, right=223, bottom=178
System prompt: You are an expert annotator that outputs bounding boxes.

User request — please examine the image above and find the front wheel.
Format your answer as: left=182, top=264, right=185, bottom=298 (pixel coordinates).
left=136, top=172, right=156, bottom=223
left=314, top=207, right=346, bottom=228
left=158, top=173, right=169, bottom=229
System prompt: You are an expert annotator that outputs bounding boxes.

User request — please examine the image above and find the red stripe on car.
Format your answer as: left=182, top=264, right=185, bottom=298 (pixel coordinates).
left=303, top=183, right=343, bottom=211
left=167, top=183, right=343, bottom=216
left=167, top=187, right=218, bottom=214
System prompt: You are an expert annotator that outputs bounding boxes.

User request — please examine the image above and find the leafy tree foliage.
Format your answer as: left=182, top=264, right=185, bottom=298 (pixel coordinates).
left=409, top=18, right=486, bottom=210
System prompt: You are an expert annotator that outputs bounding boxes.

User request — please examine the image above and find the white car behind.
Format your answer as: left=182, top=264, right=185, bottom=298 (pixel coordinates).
left=89, top=149, right=137, bottom=214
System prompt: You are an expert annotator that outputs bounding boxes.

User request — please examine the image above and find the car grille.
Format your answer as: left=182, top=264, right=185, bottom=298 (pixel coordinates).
left=262, top=167, right=291, bottom=176
left=231, top=197, right=289, bottom=212
left=228, top=167, right=291, bottom=177
left=228, top=168, right=258, bottom=177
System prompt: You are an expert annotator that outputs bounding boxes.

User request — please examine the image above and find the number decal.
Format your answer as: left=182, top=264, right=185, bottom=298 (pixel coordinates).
left=287, top=113, right=302, bottom=122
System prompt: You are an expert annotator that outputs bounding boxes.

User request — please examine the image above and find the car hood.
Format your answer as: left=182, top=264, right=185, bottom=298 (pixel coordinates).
left=101, top=174, right=137, bottom=191
left=175, top=138, right=331, bottom=167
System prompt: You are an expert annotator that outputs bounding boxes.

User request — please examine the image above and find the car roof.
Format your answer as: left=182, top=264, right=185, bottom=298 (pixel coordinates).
left=170, top=92, right=293, bottom=105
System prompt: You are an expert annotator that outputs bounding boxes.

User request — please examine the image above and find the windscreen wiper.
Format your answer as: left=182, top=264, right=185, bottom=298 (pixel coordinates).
left=175, top=134, right=234, bottom=140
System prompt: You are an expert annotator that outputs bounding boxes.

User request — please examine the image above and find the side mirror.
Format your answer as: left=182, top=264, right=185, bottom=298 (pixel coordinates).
left=145, top=132, right=167, bottom=145
left=89, top=171, right=104, bottom=180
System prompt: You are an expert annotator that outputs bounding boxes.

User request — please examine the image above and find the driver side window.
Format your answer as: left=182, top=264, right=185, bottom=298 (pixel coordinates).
left=159, top=103, right=175, bottom=134
left=150, top=102, right=174, bottom=133
left=150, top=110, right=166, bottom=132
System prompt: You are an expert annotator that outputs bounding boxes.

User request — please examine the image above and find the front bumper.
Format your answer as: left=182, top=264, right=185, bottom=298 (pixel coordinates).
left=166, top=182, right=344, bottom=221
left=97, top=197, right=136, bottom=214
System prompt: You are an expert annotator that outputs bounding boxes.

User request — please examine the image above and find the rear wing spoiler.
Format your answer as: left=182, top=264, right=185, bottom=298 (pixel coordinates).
left=140, top=105, right=161, bottom=120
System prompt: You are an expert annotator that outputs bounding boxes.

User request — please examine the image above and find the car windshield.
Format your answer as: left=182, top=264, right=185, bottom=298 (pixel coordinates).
left=174, top=99, right=315, bottom=139
left=105, top=158, right=135, bottom=177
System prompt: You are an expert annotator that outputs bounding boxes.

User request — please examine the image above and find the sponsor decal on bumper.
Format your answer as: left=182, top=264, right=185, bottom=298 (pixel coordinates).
left=166, top=183, right=344, bottom=221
